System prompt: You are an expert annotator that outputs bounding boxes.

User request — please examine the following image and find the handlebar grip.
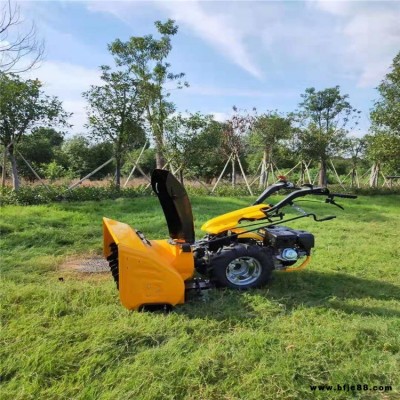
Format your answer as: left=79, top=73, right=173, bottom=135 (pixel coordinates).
left=331, top=193, right=357, bottom=199
left=320, top=215, right=336, bottom=221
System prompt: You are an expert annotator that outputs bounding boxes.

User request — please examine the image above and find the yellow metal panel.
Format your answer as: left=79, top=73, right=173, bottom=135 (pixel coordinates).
left=103, top=217, right=194, bottom=310
left=201, top=204, right=270, bottom=234
left=118, top=243, right=185, bottom=310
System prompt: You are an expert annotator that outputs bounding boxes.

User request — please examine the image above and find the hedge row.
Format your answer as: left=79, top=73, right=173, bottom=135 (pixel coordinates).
left=0, top=184, right=152, bottom=206
left=1, top=183, right=399, bottom=206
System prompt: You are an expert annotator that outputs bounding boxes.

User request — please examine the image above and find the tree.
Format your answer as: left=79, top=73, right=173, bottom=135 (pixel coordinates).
left=0, top=0, right=44, bottom=73
left=344, top=137, right=366, bottom=187
left=83, top=66, right=146, bottom=187
left=370, top=51, right=400, bottom=136
left=62, top=136, right=115, bottom=180
left=365, top=132, right=400, bottom=186
left=250, top=111, right=292, bottom=187
left=165, top=112, right=221, bottom=181
left=16, top=127, right=64, bottom=181
left=0, top=73, right=70, bottom=189
left=109, top=19, right=187, bottom=168
left=367, top=52, right=400, bottom=186
left=222, top=107, right=255, bottom=186
left=295, top=86, right=360, bottom=186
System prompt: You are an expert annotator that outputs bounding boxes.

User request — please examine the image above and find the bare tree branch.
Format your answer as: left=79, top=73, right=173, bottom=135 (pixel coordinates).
left=0, top=0, right=45, bottom=73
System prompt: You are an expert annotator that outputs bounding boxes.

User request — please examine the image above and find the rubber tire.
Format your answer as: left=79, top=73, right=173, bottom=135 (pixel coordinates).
left=209, top=244, right=274, bottom=289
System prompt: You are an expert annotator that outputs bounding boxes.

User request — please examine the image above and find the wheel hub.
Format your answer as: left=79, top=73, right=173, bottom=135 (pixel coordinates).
left=226, top=256, right=262, bottom=286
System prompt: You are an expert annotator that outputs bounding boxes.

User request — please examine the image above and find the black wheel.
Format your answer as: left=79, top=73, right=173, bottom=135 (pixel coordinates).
left=209, top=245, right=274, bottom=289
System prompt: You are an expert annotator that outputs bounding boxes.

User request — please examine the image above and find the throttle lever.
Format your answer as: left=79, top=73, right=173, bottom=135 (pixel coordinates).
left=316, top=215, right=337, bottom=222
left=325, top=198, right=344, bottom=210
left=308, top=213, right=337, bottom=222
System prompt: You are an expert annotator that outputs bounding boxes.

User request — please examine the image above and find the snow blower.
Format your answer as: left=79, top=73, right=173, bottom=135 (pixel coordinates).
left=103, top=169, right=356, bottom=310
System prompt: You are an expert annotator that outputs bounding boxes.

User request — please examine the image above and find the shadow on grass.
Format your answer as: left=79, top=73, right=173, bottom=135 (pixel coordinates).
left=179, top=271, right=400, bottom=321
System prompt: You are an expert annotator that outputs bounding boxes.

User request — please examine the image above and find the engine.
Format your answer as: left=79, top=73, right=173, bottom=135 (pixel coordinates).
left=262, top=225, right=314, bottom=269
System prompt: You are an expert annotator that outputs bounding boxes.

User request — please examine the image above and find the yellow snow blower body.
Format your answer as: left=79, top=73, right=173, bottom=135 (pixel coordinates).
left=103, top=169, right=356, bottom=311
left=103, top=217, right=194, bottom=310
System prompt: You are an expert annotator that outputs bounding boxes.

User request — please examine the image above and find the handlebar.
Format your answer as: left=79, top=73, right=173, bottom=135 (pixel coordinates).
left=253, top=180, right=297, bottom=205
left=329, top=193, right=358, bottom=199
left=265, top=186, right=330, bottom=214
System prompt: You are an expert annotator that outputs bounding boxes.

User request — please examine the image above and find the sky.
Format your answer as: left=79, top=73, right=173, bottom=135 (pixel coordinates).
left=14, top=0, right=400, bottom=137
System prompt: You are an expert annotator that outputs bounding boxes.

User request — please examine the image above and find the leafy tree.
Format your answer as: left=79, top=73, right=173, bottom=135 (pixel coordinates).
left=123, top=147, right=156, bottom=177
left=295, top=86, right=360, bottom=186
left=370, top=51, right=400, bottom=136
left=367, top=52, right=400, bottom=186
left=365, top=132, right=400, bottom=186
left=16, top=127, right=64, bottom=181
left=61, top=136, right=115, bottom=180
left=0, top=72, right=70, bottom=189
left=186, top=119, right=226, bottom=183
left=0, top=0, right=44, bottom=73
left=344, top=137, right=367, bottom=187
left=109, top=19, right=187, bottom=168
left=249, top=111, right=292, bottom=186
left=83, top=66, right=146, bottom=187
left=164, top=112, right=217, bottom=183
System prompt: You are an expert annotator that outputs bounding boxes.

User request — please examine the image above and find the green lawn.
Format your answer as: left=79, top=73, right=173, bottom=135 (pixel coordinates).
left=1, top=195, right=399, bottom=400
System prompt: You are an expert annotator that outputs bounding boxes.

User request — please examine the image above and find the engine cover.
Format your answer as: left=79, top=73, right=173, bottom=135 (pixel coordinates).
left=263, top=226, right=314, bottom=254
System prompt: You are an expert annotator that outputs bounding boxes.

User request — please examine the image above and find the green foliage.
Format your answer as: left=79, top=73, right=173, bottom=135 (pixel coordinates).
left=1, top=196, right=399, bottom=399
left=250, top=111, right=292, bottom=153
left=61, top=136, right=115, bottom=179
left=109, top=19, right=187, bottom=167
left=365, top=132, right=400, bottom=174
left=164, top=112, right=226, bottom=181
left=0, top=72, right=70, bottom=189
left=16, top=128, right=65, bottom=181
left=184, top=121, right=225, bottom=182
left=370, top=51, right=400, bottom=135
left=296, top=86, right=359, bottom=160
left=123, top=147, right=156, bottom=176
left=0, top=72, right=70, bottom=147
left=0, top=184, right=151, bottom=205
left=41, top=161, right=66, bottom=182
left=83, top=65, right=146, bottom=187
left=295, top=86, right=360, bottom=186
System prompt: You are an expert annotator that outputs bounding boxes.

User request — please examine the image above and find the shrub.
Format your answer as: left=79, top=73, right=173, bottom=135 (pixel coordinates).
left=0, top=184, right=152, bottom=206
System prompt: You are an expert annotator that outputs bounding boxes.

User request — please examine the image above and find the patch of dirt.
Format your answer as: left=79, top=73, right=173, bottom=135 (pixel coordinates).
left=59, top=255, right=110, bottom=281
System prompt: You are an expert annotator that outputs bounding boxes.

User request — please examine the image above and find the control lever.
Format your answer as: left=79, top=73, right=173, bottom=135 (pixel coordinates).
left=308, top=213, right=337, bottom=222
left=325, top=198, right=344, bottom=210
left=316, top=215, right=336, bottom=222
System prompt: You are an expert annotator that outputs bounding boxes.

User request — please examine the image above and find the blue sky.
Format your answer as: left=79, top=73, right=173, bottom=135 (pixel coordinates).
left=18, top=0, right=400, bottom=136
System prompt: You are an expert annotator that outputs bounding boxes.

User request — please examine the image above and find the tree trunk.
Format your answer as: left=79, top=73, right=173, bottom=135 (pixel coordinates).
left=8, top=145, right=20, bottom=191
left=351, top=167, right=356, bottom=188
left=231, top=157, right=236, bottom=187
left=259, top=150, right=267, bottom=188
left=318, top=158, right=327, bottom=187
left=179, top=169, right=184, bottom=185
left=300, top=161, right=305, bottom=185
left=369, top=162, right=380, bottom=187
left=115, top=157, right=121, bottom=189
left=155, top=144, right=165, bottom=169
left=2, top=147, right=7, bottom=188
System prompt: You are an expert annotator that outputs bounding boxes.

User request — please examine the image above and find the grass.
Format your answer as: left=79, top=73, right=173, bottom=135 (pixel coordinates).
left=1, top=194, right=399, bottom=399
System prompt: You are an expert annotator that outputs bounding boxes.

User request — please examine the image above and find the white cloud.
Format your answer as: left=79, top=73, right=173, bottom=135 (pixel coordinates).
left=312, top=0, right=400, bottom=87
left=158, top=1, right=263, bottom=79
left=211, top=111, right=231, bottom=123
left=25, top=61, right=102, bottom=133
left=187, top=84, right=297, bottom=98
left=87, top=0, right=263, bottom=79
